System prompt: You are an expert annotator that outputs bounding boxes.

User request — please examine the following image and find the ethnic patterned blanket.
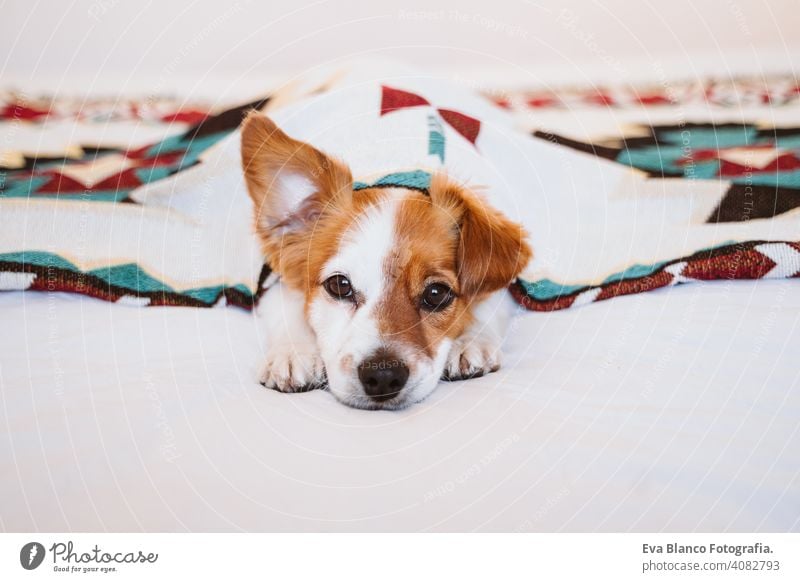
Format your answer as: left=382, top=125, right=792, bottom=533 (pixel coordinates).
left=0, top=67, right=798, bottom=311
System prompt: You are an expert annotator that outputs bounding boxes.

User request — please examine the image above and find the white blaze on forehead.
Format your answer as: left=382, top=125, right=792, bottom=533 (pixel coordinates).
left=321, top=192, right=401, bottom=294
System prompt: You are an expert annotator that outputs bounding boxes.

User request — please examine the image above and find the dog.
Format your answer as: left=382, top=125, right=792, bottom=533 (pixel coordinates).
left=241, top=101, right=532, bottom=410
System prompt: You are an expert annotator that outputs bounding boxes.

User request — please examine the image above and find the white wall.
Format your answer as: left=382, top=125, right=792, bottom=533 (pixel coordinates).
left=2, top=0, right=797, bottom=95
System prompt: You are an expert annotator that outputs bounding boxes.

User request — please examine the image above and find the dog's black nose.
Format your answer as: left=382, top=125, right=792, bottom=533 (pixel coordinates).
left=358, top=350, right=409, bottom=402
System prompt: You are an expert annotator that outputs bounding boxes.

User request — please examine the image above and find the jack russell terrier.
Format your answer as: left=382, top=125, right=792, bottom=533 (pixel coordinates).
left=241, top=67, right=533, bottom=410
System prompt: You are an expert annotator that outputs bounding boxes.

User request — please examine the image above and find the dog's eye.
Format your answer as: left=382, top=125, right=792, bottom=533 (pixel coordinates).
left=421, top=283, right=454, bottom=311
left=323, top=274, right=353, bottom=300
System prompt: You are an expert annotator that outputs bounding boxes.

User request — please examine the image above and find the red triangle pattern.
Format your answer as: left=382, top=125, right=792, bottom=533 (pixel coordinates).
left=380, top=86, right=482, bottom=147
left=380, top=86, right=430, bottom=115
left=718, top=154, right=800, bottom=177
left=0, top=103, right=50, bottom=121
left=437, top=108, right=481, bottom=145
left=32, top=149, right=184, bottom=194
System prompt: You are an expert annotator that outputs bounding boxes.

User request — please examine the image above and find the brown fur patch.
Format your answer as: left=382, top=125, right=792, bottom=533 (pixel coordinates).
left=374, top=191, right=467, bottom=358
left=374, top=178, right=531, bottom=359
left=428, top=173, right=533, bottom=297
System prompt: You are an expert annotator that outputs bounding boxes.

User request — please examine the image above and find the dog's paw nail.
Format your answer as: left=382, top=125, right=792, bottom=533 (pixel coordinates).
left=442, top=339, right=501, bottom=382
left=258, top=349, right=326, bottom=393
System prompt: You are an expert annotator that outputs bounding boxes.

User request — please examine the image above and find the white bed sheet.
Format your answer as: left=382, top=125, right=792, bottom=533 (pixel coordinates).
left=1, top=279, right=798, bottom=532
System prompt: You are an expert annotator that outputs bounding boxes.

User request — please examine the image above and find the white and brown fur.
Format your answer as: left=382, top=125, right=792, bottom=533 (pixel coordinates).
left=241, top=113, right=531, bottom=410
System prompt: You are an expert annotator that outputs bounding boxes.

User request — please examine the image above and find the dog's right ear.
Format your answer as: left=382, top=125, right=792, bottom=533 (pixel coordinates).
left=240, top=112, right=353, bottom=258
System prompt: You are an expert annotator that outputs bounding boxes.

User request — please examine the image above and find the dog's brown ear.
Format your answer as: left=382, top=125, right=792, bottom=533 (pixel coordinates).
left=241, top=112, right=353, bottom=229
left=429, top=174, right=532, bottom=297
left=240, top=112, right=352, bottom=262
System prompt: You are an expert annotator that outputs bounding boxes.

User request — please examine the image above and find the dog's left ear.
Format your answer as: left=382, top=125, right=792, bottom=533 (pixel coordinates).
left=429, top=174, right=532, bottom=297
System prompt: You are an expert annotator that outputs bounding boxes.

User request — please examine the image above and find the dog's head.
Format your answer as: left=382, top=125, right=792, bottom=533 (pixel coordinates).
left=242, top=113, right=531, bottom=409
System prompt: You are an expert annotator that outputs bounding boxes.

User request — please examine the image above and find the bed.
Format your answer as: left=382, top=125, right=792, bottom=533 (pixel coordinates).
left=2, top=279, right=797, bottom=532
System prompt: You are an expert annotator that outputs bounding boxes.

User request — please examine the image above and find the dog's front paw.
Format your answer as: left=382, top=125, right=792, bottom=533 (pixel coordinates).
left=442, top=336, right=501, bottom=381
left=259, top=346, right=326, bottom=393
